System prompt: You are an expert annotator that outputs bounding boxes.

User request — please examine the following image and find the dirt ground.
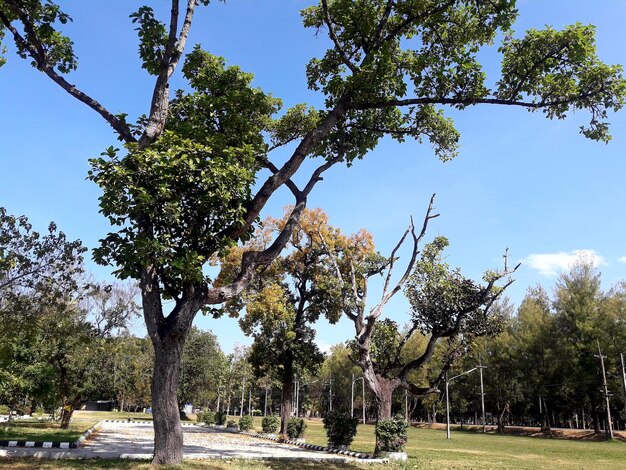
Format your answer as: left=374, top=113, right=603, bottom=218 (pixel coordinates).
left=412, top=421, right=626, bottom=442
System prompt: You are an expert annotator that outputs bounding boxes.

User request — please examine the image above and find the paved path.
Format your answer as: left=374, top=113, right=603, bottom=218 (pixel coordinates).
left=0, top=422, right=373, bottom=462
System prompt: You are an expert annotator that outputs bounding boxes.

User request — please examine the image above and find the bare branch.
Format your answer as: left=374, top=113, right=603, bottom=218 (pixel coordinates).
left=0, top=4, right=135, bottom=142
left=256, top=155, right=302, bottom=199
left=377, top=194, right=439, bottom=315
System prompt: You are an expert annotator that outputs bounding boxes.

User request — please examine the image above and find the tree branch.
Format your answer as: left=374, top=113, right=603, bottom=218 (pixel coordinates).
left=377, top=194, right=439, bottom=315
left=203, top=156, right=343, bottom=305
left=139, top=0, right=198, bottom=146
left=0, top=4, right=135, bottom=142
left=347, top=93, right=603, bottom=112
left=220, top=99, right=349, bottom=245
left=321, top=0, right=358, bottom=74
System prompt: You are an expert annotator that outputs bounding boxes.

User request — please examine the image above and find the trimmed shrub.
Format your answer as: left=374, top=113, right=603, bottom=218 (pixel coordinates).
left=261, top=415, right=279, bottom=433
left=238, top=415, right=254, bottom=431
left=0, top=405, right=10, bottom=415
left=323, top=411, right=358, bottom=448
left=202, top=410, right=216, bottom=425
left=375, top=415, right=409, bottom=452
left=227, top=419, right=238, bottom=428
left=287, top=417, right=306, bottom=439
left=215, top=411, right=226, bottom=426
left=196, top=411, right=204, bottom=423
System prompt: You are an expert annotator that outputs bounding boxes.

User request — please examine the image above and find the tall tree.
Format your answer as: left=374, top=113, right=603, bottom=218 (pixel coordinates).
left=552, top=259, right=605, bottom=432
left=219, top=208, right=352, bottom=432
left=324, top=199, right=517, bottom=436
left=513, top=286, right=556, bottom=431
left=179, top=327, right=227, bottom=411
left=2, top=1, right=624, bottom=462
left=0, top=208, right=87, bottom=425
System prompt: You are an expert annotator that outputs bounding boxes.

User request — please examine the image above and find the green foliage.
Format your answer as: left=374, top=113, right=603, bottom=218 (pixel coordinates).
left=214, top=411, right=226, bottom=426
left=220, top=209, right=361, bottom=414
left=179, top=327, right=227, bottom=409
left=88, top=48, right=280, bottom=294
left=261, top=415, right=279, bottom=433
left=202, top=410, right=215, bottom=426
left=300, top=0, right=624, bottom=160
left=226, top=419, right=237, bottom=428
left=497, top=24, right=625, bottom=142
left=375, top=416, right=409, bottom=452
left=238, top=415, right=253, bottom=431
left=0, top=404, right=9, bottom=415
left=405, top=236, right=506, bottom=337
left=286, top=417, right=307, bottom=439
left=130, top=6, right=167, bottom=75
left=0, top=207, right=86, bottom=303
left=0, top=0, right=76, bottom=73
left=323, top=411, right=358, bottom=448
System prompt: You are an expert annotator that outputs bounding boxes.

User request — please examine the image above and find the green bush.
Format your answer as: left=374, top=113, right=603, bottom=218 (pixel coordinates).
left=287, top=417, right=306, bottom=439
left=239, top=415, right=254, bottom=431
left=0, top=405, right=10, bottom=415
left=196, top=411, right=204, bottom=423
left=202, top=410, right=216, bottom=425
left=227, top=419, right=237, bottom=428
left=323, top=411, right=358, bottom=448
left=33, top=406, right=47, bottom=419
left=375, top=415, right=409, bottom=452
left=215, top=411, right=226, bottom=426
left=261, top=415, right=279, bottom=433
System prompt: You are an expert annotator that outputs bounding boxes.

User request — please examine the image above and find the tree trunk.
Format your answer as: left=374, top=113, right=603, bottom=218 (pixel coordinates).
left=151, top=334, right=186, bottom=465
left=497, top=401, right=509, bottom=435
left=60, top=404, right=74, bottom=429
left=364, top=372, right=399, bottom=455
left=593, top=407, right=601, bottom=434
left=280, top=360, right=294, bottom=434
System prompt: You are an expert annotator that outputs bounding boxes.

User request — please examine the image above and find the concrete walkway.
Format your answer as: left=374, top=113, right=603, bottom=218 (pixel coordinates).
left=0, top=421, right=377, bottom=462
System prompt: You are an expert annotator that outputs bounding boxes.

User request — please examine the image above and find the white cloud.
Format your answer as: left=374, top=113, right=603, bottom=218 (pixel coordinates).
left=619, top=256, right=626, bottom=264
left=315, top=338, right=333, bottom=355
left=524, top=249, right=606, bottom=277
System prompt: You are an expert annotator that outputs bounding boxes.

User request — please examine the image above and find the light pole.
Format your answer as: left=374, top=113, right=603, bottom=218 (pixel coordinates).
left=445, top=366, right=480, bottom=439
left=351, top=374, right=366, bottom=424
left=478, top=361, right=487, bottom=433
left=595, top=340, right=614, bottom=439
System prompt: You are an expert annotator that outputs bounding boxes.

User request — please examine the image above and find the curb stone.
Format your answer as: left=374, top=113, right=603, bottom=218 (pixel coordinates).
left=102, top=419, right=196, bottom=427
left=229, top=428, right=381, bottom=461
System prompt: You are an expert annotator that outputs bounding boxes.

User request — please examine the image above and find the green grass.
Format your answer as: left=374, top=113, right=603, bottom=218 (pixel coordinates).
left=234, top=416, right=626, bottom=469
left=0, top=419, right=93, bottom=443
left=0, top=410, right=153, bottom=442
left=1, top=416, right=625, bottom=469
left=0, top=459, right=361, bottom=470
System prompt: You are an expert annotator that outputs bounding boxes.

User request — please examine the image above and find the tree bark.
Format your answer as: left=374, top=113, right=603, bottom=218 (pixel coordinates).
left=150, top=333, right=186, bottom=465
left=497, top=401, right=510, bottom=435
left=280, top=360, right=294, bottom=434
left=362, top=370, right=399, bottom=454
left=60, top=404, right=74, bottom=429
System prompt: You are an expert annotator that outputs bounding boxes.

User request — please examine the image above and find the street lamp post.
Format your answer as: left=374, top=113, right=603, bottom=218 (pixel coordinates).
left=351, top=374, right=366, bottom=424
left=445, top=366, right=481, bottom=439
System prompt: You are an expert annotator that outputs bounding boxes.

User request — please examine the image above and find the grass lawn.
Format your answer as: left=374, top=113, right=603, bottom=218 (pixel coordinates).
left=228, top=416, right=626, bottom=469
left=1, top=416, right=625, bottom=469
left=0, top=419, right=93, bottom=443
left=0, top=410, right=153, bottom=443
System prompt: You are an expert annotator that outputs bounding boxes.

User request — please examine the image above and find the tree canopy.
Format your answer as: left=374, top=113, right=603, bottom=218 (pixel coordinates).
left=2, top=0, right=625, bottom=463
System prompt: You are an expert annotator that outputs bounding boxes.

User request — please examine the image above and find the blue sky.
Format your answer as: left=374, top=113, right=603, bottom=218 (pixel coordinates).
left=1, top=1, right=625, bottom=353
